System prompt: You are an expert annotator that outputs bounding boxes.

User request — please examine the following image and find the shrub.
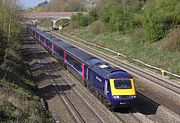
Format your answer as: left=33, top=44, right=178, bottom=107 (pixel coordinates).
left=163, top=27, right=180, bottom=51
left=100, top=4, right=143, bottom=32
left=130, top=28, right=145, bottom=44
left=64, top=0, right=83, bottom=12
left=71, top=12, right=93, bottom=27
left=90, top=20, right=106, bottom=35
left=88, top=8, right=98, bottom=21
left=143, top=0, right=180, bottom=42
left=69, top=21, right=79, bottom=29
left=101, top=5, right=125, bottom=32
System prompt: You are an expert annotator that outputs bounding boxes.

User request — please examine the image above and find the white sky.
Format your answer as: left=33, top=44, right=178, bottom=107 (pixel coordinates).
left=19, top=0, right=50, bottom=9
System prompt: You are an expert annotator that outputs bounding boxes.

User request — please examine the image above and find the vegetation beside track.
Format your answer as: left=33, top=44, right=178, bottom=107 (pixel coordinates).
left=0, top=54, right=53, bottom=122
left=37, top=0, right=179, bottom=75
left=61, top=26, right=180, bottom=75
left=0, top=1, right=53, bottom=122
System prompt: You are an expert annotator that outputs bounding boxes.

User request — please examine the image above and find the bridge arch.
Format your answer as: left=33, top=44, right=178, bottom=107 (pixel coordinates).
left=22, top=12, right=87, bottom=29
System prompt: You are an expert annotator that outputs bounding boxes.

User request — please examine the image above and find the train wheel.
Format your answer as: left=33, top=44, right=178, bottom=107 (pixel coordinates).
left=100, top=96, right=104, bottom=103
left=103, top=99, right=107, bottom=105
left=109, top=106, right=115, bottom=112
left=83, top=81, right=87, bottom=87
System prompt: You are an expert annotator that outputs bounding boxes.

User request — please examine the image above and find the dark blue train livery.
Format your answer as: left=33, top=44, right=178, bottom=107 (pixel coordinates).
left=28, top=27, right=136, bottom=109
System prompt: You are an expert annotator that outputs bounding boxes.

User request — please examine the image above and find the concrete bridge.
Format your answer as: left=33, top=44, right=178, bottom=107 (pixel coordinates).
left=21, top=12, right=79, bottom=29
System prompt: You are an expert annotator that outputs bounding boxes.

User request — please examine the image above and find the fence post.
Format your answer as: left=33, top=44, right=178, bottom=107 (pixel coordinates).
left=161, top=69, right=165, bottom=76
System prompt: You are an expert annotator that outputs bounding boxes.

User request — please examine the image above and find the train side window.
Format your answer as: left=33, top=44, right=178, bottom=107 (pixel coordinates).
left=33, top=31, right=35, bottom=36
left=46, top=39, right=52, bottom=48
left=36, top=33, right=39, bottom=38
left=54, top=45, right=63, bottom=57
left=66, top=54, right=82, bottom=73
left=40, top=35, right=44, bottom=42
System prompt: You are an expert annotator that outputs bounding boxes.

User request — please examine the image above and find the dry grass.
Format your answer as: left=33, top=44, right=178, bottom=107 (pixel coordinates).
left=130, top=28, right=145, bottom=45
left=163, top=27, right=180, bottom=51
left=0, top=50, right=53, bottom=122
left=69, top=21, right=79, bottom=29
left=90, top=20, right=106, bottom=35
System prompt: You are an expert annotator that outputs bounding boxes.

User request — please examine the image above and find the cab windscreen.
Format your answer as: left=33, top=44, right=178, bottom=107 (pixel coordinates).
left=114, top=80, right=132, bottom=89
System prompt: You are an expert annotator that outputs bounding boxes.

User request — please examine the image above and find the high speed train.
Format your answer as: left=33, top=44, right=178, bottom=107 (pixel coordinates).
left=28, top=27, right=136, bottom=110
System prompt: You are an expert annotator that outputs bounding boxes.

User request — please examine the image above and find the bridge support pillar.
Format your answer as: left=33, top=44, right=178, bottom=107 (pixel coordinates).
left=31, top=19, right=38, bottom=26
left=51, top=19, right=59, bottom=30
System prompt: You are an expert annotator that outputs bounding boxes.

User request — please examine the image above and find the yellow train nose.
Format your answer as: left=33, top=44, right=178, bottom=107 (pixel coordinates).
left=110, top=79, right=136, bottom=96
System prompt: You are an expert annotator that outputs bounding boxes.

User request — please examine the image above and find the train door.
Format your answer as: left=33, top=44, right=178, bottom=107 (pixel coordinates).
left=104, top=79, right=109, bottom=96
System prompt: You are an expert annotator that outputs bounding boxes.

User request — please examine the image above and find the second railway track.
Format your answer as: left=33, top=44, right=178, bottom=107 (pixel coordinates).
left=50, top=31, right=180, bottom=95
left=25, top=28, right=180, bottom=123
left=29, top=43, right=104, bottom=123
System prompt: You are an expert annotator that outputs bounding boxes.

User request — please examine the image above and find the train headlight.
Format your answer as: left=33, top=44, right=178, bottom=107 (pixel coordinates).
left=113, top=96, right=119, bottom=99
left=131, top=95, right=136, bottom=98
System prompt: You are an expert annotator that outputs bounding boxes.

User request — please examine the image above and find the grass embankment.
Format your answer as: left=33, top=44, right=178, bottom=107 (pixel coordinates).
left=0, top=49, right=53, bottom=122
left=61, top=27, right=180, bottom=75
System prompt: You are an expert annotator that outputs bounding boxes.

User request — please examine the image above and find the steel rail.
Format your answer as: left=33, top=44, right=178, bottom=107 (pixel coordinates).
left=28, top=39, right=104, bottom=123
left=27, top=43, right=84, bottom=123
left=47, top=55, right=104, bottom=123
left=50, top=31, right=180, bottom=95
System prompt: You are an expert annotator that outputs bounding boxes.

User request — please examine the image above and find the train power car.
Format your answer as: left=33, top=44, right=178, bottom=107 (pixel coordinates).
left=28, top=27, right=136, bottom=109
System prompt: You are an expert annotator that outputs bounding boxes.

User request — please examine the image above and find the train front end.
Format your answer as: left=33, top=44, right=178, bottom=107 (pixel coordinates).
left=108, top=71, right=136, bottom=108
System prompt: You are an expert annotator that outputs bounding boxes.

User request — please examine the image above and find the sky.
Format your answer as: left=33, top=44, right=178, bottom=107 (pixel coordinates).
left=19, top=0, right=50, bottom=9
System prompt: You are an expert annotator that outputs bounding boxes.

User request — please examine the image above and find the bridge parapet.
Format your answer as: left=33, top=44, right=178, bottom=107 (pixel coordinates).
left=21, top=12, right=87, bottom=29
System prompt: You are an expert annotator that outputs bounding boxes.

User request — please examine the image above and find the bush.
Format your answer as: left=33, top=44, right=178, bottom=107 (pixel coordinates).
left=64, top=0, right=83, bottom=12
left=143, top=0, right=180, bottom=42
left=89, top=8, right=98, bottom=21
left=163, top=27, right=180, bottom=51
left=90, top=20, right=106, bottom=35
left=71, top=12, right=93, bottom=27
left=101, top=5, right=125, bottom=32
left=100, top=4, right=142, bottom=32
left=130, top=28, right=145, bottom=44
left=69, top=21, right=79, bottom=29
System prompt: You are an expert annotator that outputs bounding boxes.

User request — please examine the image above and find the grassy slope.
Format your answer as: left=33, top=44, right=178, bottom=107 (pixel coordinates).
left=37, top=18, right=179, bottom=76
left=61, top=26, right=180, bottom=75
left=0, top=49, right=53, bottom=122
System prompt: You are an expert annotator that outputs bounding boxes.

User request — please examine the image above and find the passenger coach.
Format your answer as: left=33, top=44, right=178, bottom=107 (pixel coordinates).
left=28, top=27, right=136, bottom=109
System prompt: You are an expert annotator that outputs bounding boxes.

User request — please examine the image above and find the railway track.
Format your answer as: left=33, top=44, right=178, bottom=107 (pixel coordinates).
left=44, top=29, right=180, bottom=118
left=26, top=32, right=145, bottom=123
left=113, top=111, right=143, bottom=123
left=27, top=41, right=104, bottom=123
left=50, top=31, right=180, bottom=95
left=27, top=28, right=180, bottom=122
left=61, top=65, right=143, bottom=123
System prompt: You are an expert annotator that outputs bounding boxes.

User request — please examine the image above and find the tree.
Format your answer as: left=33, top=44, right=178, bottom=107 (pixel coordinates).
left=143, top=0, right=180, bottom=42
left=89, top=8, right=98, bottom=21
left=0, top=0, right=21, bottom=59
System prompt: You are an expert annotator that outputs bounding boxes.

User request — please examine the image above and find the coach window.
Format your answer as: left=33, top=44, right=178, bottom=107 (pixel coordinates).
left=54, top=45, right=63, bottom=57
left=40, top=35, right=44, bottom=42
left=36, top=33, right=39, bottom=38
left=33, top=31, right=35, bottom=36
left=66, top=54, right=82, bottom=73
left=46, top=39, right=52, bottom=48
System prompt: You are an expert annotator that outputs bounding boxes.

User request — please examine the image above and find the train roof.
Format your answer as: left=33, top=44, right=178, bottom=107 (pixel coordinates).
left=30, top=28, right=132, bottom=79
left=86, top=59, right=132, bottom=79
left=30, top=27, right=132, bottom=79
left=31, top=27, right=57, bottom=42
left=31, top=27, right=73, bottom=49
left=66, top=47, right=96, bottom=62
